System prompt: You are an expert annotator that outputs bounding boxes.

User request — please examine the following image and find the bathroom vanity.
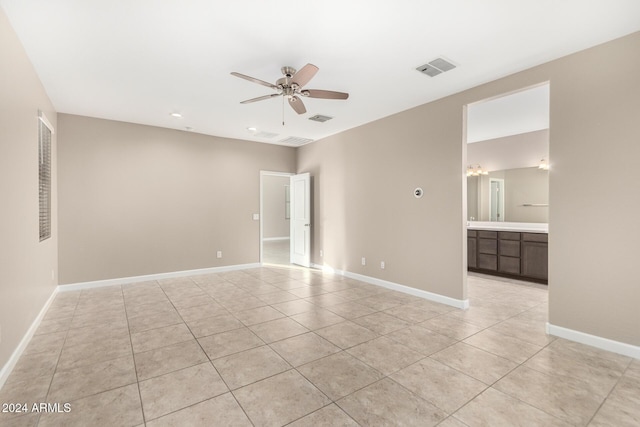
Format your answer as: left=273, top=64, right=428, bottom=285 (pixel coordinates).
left=467, top=222, right=548, bottom=284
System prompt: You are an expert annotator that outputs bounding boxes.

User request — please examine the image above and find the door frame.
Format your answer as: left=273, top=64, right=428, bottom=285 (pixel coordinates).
left=259, top=170, right=294, bottom=265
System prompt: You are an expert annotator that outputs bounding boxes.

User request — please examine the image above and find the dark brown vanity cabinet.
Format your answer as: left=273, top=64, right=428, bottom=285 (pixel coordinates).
left=468, top=229, right=548, bottom=284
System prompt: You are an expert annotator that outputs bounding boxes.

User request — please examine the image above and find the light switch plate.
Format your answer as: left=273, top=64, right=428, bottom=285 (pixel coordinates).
left=253, top=214, right=260, bottom=220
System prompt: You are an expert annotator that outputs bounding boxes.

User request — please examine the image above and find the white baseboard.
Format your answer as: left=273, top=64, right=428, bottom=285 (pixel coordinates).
left=262, top=237, right=290, bottom=242
left=0, top=287, right=59, bottom=390
left=546, top=323, right=640, bottom=359
left=311, top=264, right=469, bottom=309
left=58, top=263, right=261, bottom=292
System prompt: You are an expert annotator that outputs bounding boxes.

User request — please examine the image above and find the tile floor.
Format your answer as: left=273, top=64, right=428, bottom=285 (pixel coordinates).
left=1, top=268, right=638, bottom=426
left=262, top=239, right=291, bottom=266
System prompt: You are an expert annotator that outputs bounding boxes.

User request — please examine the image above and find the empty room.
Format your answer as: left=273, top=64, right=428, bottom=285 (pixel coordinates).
left=1, top=1, right=639, bottom=426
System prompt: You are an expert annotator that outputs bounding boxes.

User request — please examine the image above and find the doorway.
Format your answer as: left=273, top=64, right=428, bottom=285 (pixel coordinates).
left=489, top=178, right=505, bottom=222
left=260, top=171, right=293, bottom=265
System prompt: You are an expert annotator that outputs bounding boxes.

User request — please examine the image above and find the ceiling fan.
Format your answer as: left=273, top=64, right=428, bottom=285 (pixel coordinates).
left=231, top=64, right=349, bottom=115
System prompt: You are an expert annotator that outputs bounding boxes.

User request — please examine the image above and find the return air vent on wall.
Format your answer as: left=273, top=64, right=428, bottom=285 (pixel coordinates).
left=416, top=57, right=457, bottom=77
left=254, top=131, right=279, bottom=138
left=308, top=114, right=333, bottom=123
left=279, top=136, right=314, bottom=146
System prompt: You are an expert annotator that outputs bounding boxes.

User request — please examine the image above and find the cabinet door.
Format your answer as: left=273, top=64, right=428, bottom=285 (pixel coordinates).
left=521, top=241, right=548, bottom=280
left=468, top=237, right=477, bottom=268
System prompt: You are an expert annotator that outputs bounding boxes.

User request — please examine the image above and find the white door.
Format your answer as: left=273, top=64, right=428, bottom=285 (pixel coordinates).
left=290, top=173, right=311, bottom=267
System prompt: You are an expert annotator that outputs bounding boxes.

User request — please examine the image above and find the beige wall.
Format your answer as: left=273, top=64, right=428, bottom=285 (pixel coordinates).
left=57, top=115, right=296, bottom=284
left=299, top=31, right=640, bottom=345
left=262, top=175, right=290, bottom=239
left=0, top=10, right=58, bottom=369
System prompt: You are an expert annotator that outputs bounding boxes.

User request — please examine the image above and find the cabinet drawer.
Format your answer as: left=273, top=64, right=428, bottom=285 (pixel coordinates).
left=499, top=231, right=521, bottom=241
left=478, top=230, right=497, bottom=239
left=478, top=254, right=497, bottom=270
left=523, top=233, right=548, bottom=242
left=467, top=230, right=477, bottom=237
left=478, top=238, right=498, bottom=255
left=499, top=256, right=520, bottom=274
left=500, top=240, right=520, bottom=257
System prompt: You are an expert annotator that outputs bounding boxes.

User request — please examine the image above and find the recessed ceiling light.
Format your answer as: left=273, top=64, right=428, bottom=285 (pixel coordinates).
left=170, top=112, right=182, bottom=118
left=247, top=127, right=257, bottom=132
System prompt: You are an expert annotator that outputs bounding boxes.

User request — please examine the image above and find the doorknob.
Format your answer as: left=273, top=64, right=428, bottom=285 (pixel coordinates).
left=304, top=224, right=310, bottom=227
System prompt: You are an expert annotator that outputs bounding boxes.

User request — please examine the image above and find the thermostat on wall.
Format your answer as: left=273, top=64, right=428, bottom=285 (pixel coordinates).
left=414, top=187, right=424, bottom=198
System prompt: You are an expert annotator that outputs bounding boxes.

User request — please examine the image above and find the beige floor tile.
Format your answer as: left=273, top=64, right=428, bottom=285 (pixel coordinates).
left=63, top=323, right=130, bottom=348
left=219, top=295, right=269, bottom=312
left=185, top=313, right=244, bottom=338
left=271, top=299, right=317, bottom=316
left=0, top=413, right=40, bottom=427
left=431, top=342, right=518, bottom=385
left=38, top=383, right=143, bottom=427
left=386, top=325, right=457, bottom=356
left=0, top=375, right=51, bottom=420
left=233, top=369, right=331, bottom=426
left=134, top=339, right=208, bottom=380
left=248, top=317, right=309, bottom=343
left=383, top=304, right=444, bottom=323
left=269, top=332, right=341, bottom=367
left=168, top=294, right=216, bottom=310
left=130, top=322, right=193, bottom=353
left=357, top=294, right=405, bottom=311
left=488, top=315, right=555, bottom=347
left=494, top=365, right=605, bottom=425
left=256, top=290, right=299, bottom=304
left=297, top=351, right=384, bottom=400
left=390, top=358, right=487, bottom=414
left=69, top=311, right=127, bottom=330
left=445, top=307, right=509, bottom=328
left=338, top=378, right=446, bottom=426
left=125, top=300, right=174, bottom=318
left=304, top=293, right=349, bottom=307
left=352, top=311, right=411, bottom=335
left=22, top=331, right=67, bottom=356
left=48, top=355, right=137, bottom=402
left=323, top=301, right=378, bottom=319
left=127, top=310, right=183, bottom=334
left=139, top=362, right=228, bottom=421
left=145, top=393, right=252, bottom=427
left=5, top=350, right=59, bottom=385
left=233, top=305, right=285, bottom=326
left=57, top=335, right=132, bottom=371
left=176, top=302, right=227, bottom=322
left=438, top=417, right=471, bottom=427
left=34, top=317, right=73, bottom=335
left=288, top=286, right=327, bottom=298
left=453, top=387, right=572, bottom=427
left=420, top=315, right=485, bottom=340
left=198, top=327, right=264, bottom=360
left=523, top=340, right=627, bottom=397
left=315, top=321, right=379, bottom=349
left=463, top=329, right=543, bottom=364
left=347, top=336, right=424, bottom=375
left=589, top=376, right=640, bottom=427
left=288, top=404, right=358, bottom=426
left=290, top=308, right=346, bottom=330
left=213, top=345, right=291, bottom=389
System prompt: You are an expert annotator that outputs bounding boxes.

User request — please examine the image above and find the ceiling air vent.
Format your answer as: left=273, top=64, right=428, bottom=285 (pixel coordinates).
left=309, top=114, right=333, bottom=123
left=254, top=131, right=279, bottom=138
left=279, top=136, right=314, bottom=146
left=416, top=57, right=457, bottom=77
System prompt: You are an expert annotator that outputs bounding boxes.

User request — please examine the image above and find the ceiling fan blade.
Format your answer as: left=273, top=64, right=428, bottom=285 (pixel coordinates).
left=288, top=96, right=307, bottom=114
left=231, top=72, right=279, bottom=90
left=302, top=89, right=349, bottom=100
left=240, top=93, right=281, bottom=104
left=291, top=63, right=319, bottom=88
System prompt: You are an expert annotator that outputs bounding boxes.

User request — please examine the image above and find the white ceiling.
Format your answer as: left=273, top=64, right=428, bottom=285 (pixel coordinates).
left=2, top=1, right=640, bottom=146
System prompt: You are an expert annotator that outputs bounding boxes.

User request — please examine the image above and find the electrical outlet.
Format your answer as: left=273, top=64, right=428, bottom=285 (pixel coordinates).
left=252, top=213, right=260, bottom=220
left=320, top=250, right=323, bottom=257
left=380, top=261, right=385, bottom=269
left=361, top=257, right=366, bottom=266
left=216, top=251, right=222, bottom=259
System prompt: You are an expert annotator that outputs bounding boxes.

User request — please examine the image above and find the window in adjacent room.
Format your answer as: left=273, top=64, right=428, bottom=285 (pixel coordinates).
left=38, top=111, right=54, bottom=241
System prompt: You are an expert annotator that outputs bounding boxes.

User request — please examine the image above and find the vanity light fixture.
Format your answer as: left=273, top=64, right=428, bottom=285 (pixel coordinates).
left=538, top=158, right=550, bottom=170
left=466, top=165, right=489, bottom=177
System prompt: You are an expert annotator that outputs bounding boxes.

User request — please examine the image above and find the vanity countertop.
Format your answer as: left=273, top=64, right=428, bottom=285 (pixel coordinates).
left=467, top=221, right=548, bottom=233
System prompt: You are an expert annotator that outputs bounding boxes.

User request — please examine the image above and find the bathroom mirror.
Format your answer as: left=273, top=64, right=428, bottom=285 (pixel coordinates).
left=467, top=166, right=548, bottom=223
